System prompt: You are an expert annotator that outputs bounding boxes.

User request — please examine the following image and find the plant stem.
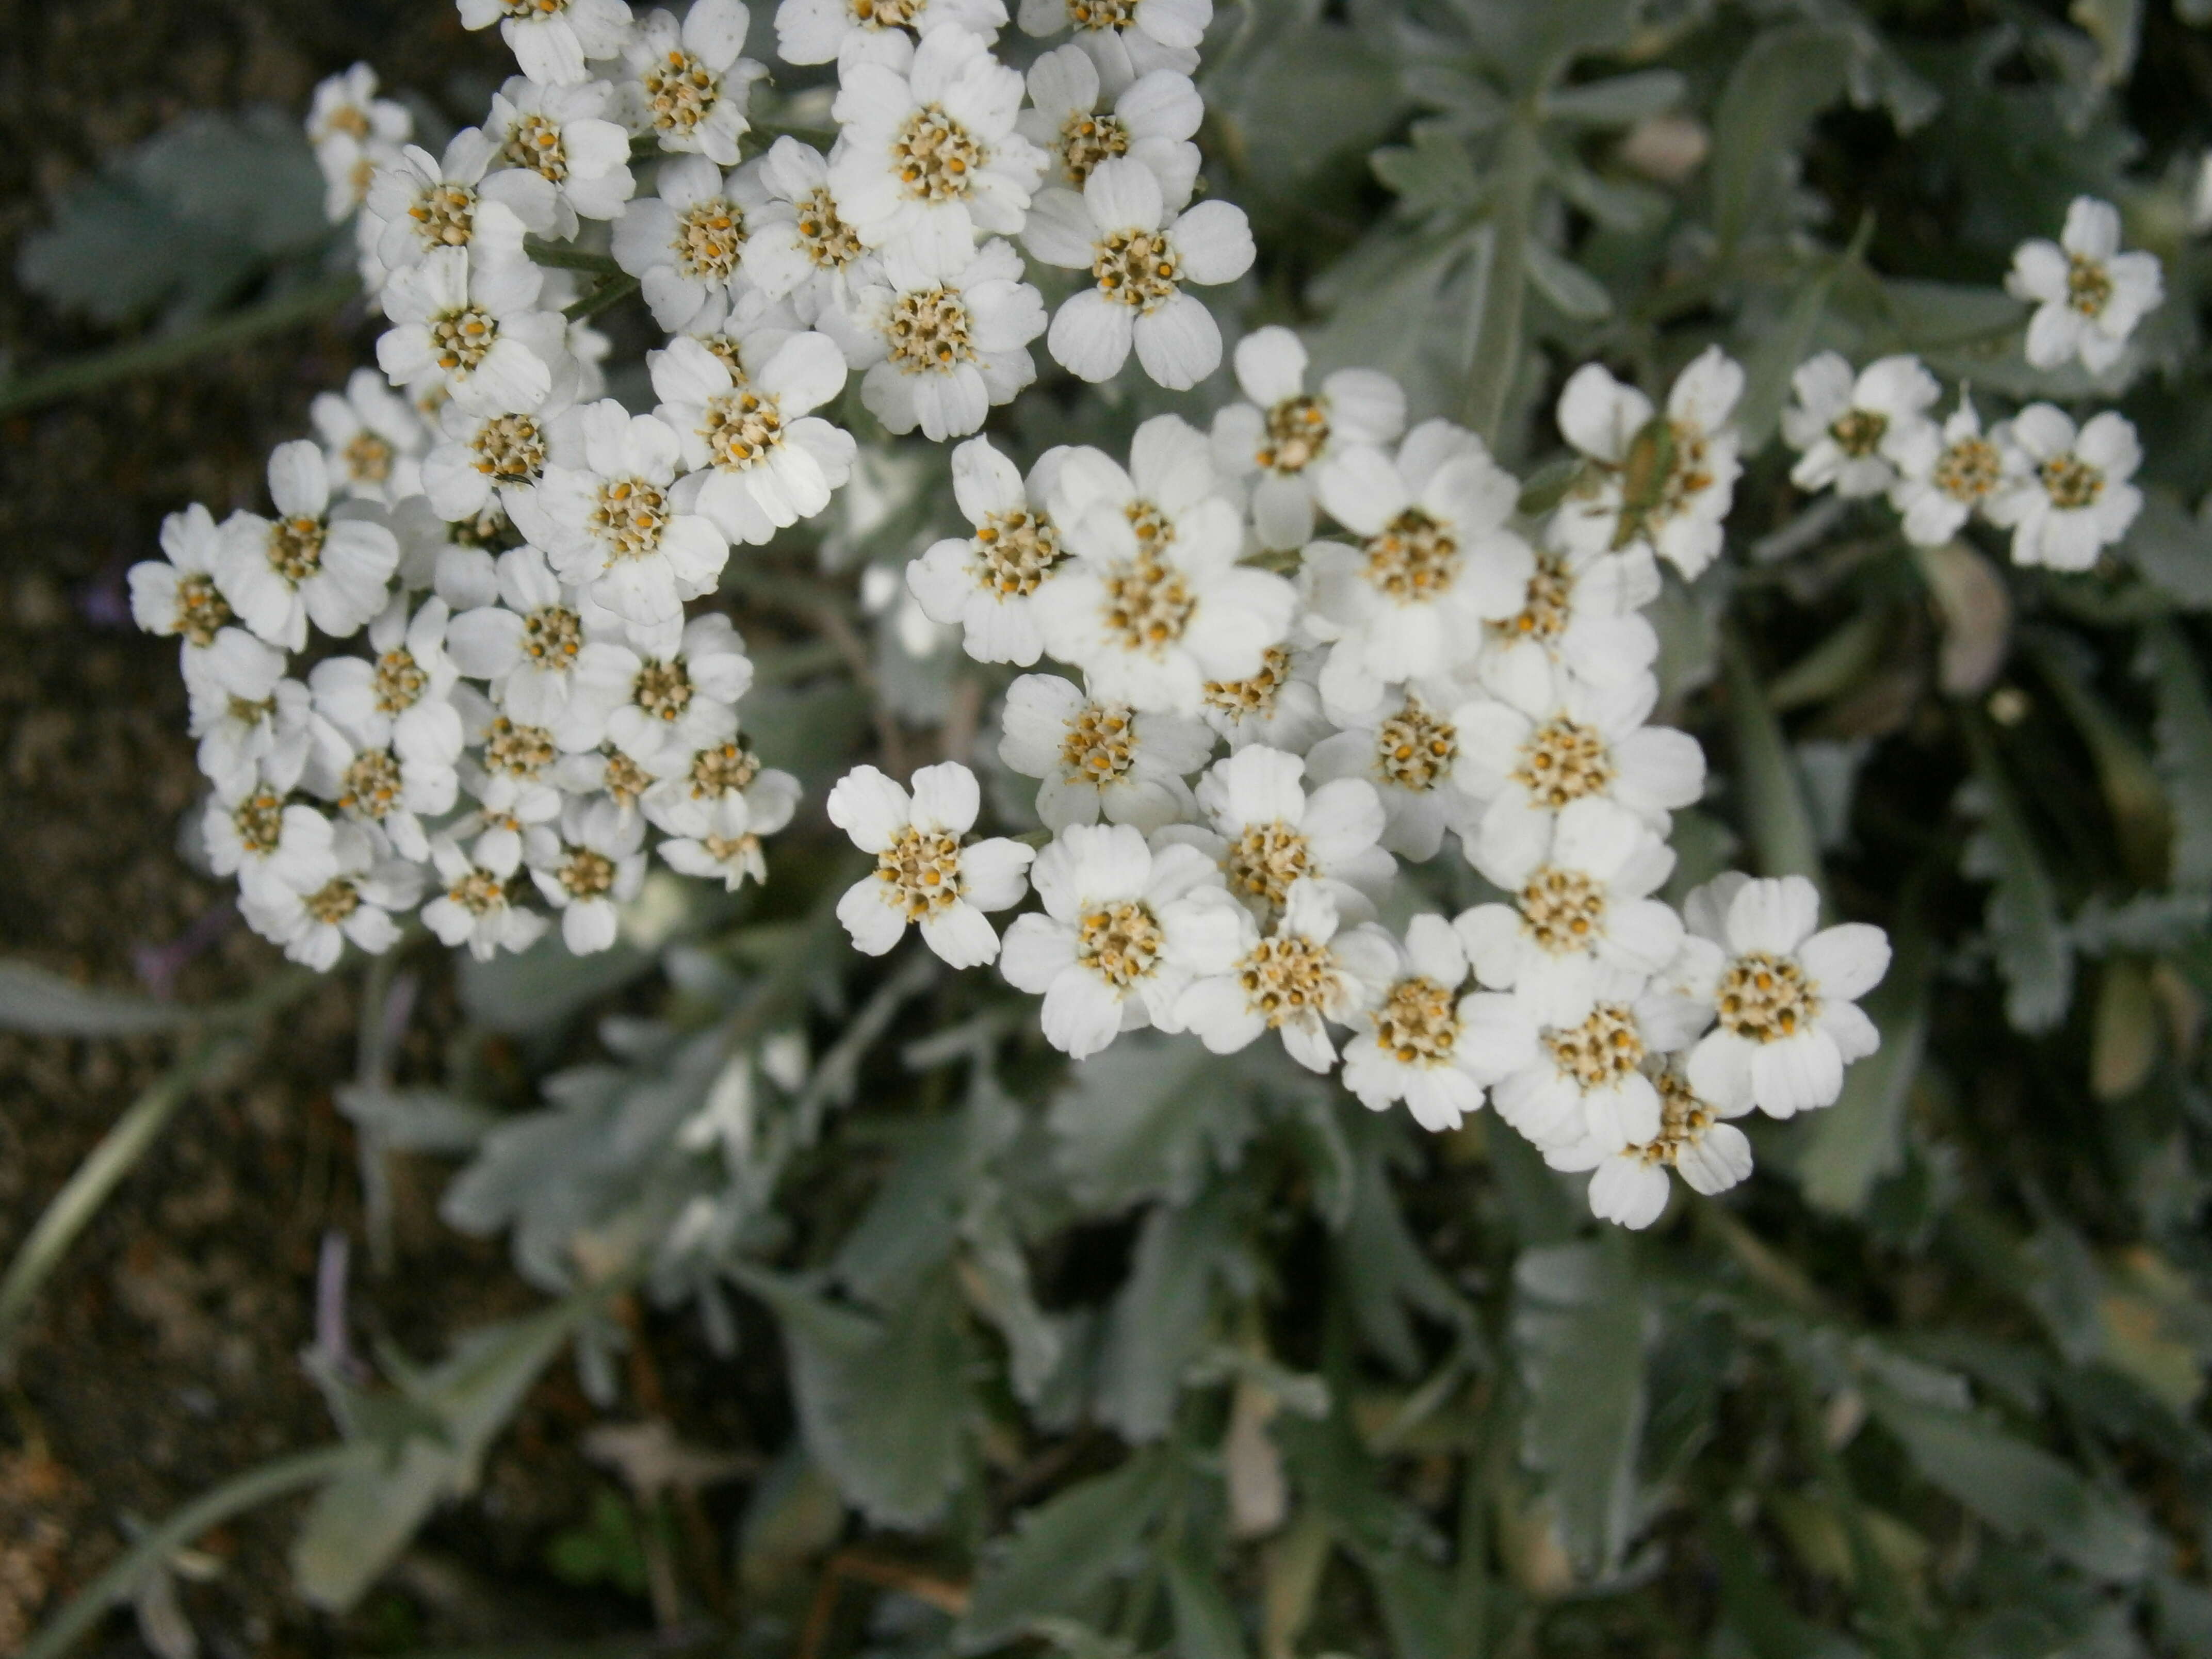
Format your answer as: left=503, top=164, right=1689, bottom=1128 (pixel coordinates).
left=567, top=272, right=642, bottom=322
left=22, top=1443, right=358, bottom=1659
left=0, top=275, right=360, bottom=420
left=1461, top=113, right=1541, bottom=448
left=526, top=238, right=625, bottom=274
left=1721, top=624, right=1829, bottom=898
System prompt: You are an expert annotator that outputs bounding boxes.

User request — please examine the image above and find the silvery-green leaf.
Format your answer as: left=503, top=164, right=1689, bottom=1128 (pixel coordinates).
left=1093, top=1189, right=1244, bottom=1443
left=0, top=961, right=200, bottom=1036
left=2124, top=489, right=2212, bottom=612
left=956, top=1451, right=1171, bottom=1651
left=2140, top=622, right=2212, bottom=889
left=1523, top=240, right=1612, bottom=320
left=1543, top=70, right=1686, bottom=126
left=1709, top=27, right=1852, bottom=247
left=1046, top=1035, right=1258, bottom=1214
left=1799, top=931, right=1928, bottom=1216
left=1960, top=734, right=2075, bottom=1034
left=334, top=1085, right=498, bottom=1154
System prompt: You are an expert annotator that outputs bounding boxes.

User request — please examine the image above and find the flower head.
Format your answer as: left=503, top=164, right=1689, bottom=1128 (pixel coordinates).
left=1305, top=689, right=1473, bottom=863
left=2006, top=196, right=2164, bottom=374
left=775, top=0, right=1007, bottom=65
left=1780, top=352, right=1940, bottom=500
left=827, top=762, right=1035, bottom=966
left=1174, top=879, right=1396, bottom=1072
left=998, top=671, right=1213, bottom=832
left=313, top=367, right=428, bottom=505
left=1015, top=0, right=1210, bottom=90
left=367, top=128, right=556, bottom=278
left=215, top=441, right=401, bottom=652
left=376, top=247, right=570, bottom=416
left=307, top=63, right=412, bottom=221
left=533, top=400, right=731, bottom=627
left=1182, top=743, right=1395, bottom=923
left=1889, top=393, right=2004, bottom=548
left=652, top=330, right=855, bottom=543
left=421, top=833, right=549, bottom=960
left=528, top=795, right=650, bottom=953
left=1340, top=915, right=1537, bottom=1131
left=906, top=436, right=1075, bottom=665
left=458, top=0, right=636, bottom=86
left=1018, top=47, right=1201, bottom=205
left=1211, top=327, right=1405, bottom=550
left=1985, top=404, right=2143, bottom=572
left=828, top=235, right=1046, bottom=440
left=241, top=823, right=422, bottom=970
left=486, top=75, right=637, bottom=235
left=613, top=154, right=787, bottom=333
left=618, top=0, right=766, bottom=166
left=1547, top=1060, right=1752, bottom=1230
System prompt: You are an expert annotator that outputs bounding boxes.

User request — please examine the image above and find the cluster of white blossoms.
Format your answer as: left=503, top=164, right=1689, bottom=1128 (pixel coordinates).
left=1779, top=196, right=2160, bottom=571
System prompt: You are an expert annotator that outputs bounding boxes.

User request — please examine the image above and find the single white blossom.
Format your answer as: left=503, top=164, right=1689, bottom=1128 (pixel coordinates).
left=459, top=0, right=636, bottom=85
left=617, top=0, right=765, bottom=165
left=204, top=788, right=339, bottom=907
left=826, top=762, right=1035, bottom=967
left=1178, top=742, right=1395, bottom=923
left=1174, top=878, right=1395, bottom=1074
left=421, top=834, right=550, bottom=960
left=775, top=0, right=1006, bottom=64
left=2007, top=196, right=2164, bottom=374
left=310, top=592, right=464, bottom=764
left=652, top=331, right=856, bottom=544
left=188, top=641, right=316, bottom=801
left=1211, top=327, right=1405, bottom=550
left=131, top=504, right=244, bottom=674
left=241, top=823, right=422, bottom=971
left=306, top=63, right=412, bottom=221
left=1548, top=1059, right=1752, bottom=1230
left=1985, top=404, right=2144, bottom=571
left=613, top=154, right=789, bottom=332
left=443, top=545, right=626, bottom=745
left=1491, top=991, right=1696, bottom=1157
left=1018, top=47, right=1201, bottom=205
left=1305, top=689, right=1476, bottom=863
left=377, top=246, right=570, bottom=416
left=745, top=138, right=875, bottom=323
left=997, top=672, right=1213, bottom=831
left=1467, top=540, right=1662, bottom=713
left=1780, top=352, right=1941, bottom=500
left=568, top=609, right=754, bottom=762
left=1889, top=393, right=2005, bottom=548
left=313, top=366, right=428, bottom=504
left=366, top=128, right=556, bottom=278
left=486, top=75, right=637, bottom=235
left=1340, top=914, right=1537, bottom=1132
left=1196, top=644, right=1332, bottom=755
left=1015, top=0, right=1209, bottom=90
left=422, top=395, right=580, bottom=528
left=641, top=709, right=803, bottom=851
left=905, top=436, right=1074, bottom=666
left=533, top=400, right=731, bottom=628
left=529, top=795, right=650, bottom=953
left=215, top=441, right=401, bottom=652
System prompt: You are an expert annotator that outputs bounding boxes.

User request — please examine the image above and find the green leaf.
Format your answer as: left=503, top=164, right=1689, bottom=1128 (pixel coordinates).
left=1542, top=70, right=1686, bottom=125
left=1511, top=1239, right=1646, bottom=1580
left=1163, top=1544, right=1249, bottom=1659
left=1094, top=1189, right=1245, bottom=1442
left=1961, top=722, right=2076, bottom=1034
left=1523, top=239, right=1612, bottom=321
left=1735, top=254, right=1850, bottom=456
left=1333, top=1115, right=1470, bottom=1377
left=1046, top=1035, right=1257, bottom=1214
left=1798, top=930, right=1928, bottom=1216
left=334, top=1085, right=499, bottom=1154
left=458, top=935, right=658, bottom=1035
left=2141, top=622, right=2212, bottom=890
left=1451, top=0, right=1640, bottom=89
left=2069, top=0, right=2142, bottom=85
left=1709, top=26, right=1852, bottom=248
left=956, top=1452, right=1172, bottom=1651
left=1723, top=631, right=1827, bottom=892
left=2124, top=488, right=2212, bottom=611
left=831, top=1118, right=964, bottom=1308
left=959, top=1193, right=1069, bottom=1409
left=1868, top=1389, right=2154, bottom=1583
left=1369, top=123, right=1481, bottom=215
left=0, top=960, right=202, bottom=1036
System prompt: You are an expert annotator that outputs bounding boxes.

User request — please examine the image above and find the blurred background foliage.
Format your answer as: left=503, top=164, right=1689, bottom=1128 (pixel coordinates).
left=13, top=0, right=2212, bottom=1656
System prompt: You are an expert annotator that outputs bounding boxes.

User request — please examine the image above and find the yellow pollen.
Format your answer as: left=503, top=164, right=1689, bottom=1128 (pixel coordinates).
left=1715, top=952, right=1820, bottom=1043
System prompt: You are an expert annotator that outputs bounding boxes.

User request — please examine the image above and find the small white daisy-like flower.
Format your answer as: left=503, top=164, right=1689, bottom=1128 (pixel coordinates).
left=828, top=26, right=1046, bottom=265
left=1211, top=327, right=1406, bottom=551
left=528, top=796, right=649, bottom=953
left=311, top=721, right=460, bottom=867
left=745, top=138, right=874, bottom=322
left=366, top=129, right=556, bottom=278
left=997, top=672, right=1214, bottom=832
left=1179, top=743, right=1395, bottom=923
left=651, top=332, right=856, bottom=544
left=131, top=504, right=242, bottom=672
left=1305, top=688, right=1473, bottom=863
left=1303, top=420, right=1535, bottom=719
left=1340, top=914, right=1537, bottom=1133
left=1018, top=47, right=1201, bottom=205
left=905, top=436, right=1074, bottom=666
left=1889, top=393, right=2006, bottom=548
left=1549, top=346, right=1744, bottom=581
left=1043, top=411, right=1235, bottom=549
left=306, top=63, right=412, bottom=221
left=570, top=610, right=754, bottom=762
left=1456, top=795, right=1683, bottom=1029
left=1196, top=644, right=1332, bottom=755
left=2006, top=196, right=2165, bottom=374
left=458, top=0, right=636, bottom=85
left=215, top=442, right=401, bottom=652
left=657, top=767, right=801, bottom=891
left=533, top=401, right=732, bottom=628
left=313, top=367, right=427, bottom=505
left=826, top=762, right=1036, bottom=968
left=422, top=395, right=580, bottom=529
left=204, top=788, right=340, bottom=907
left=1491, top=991, right=1695, bottom=1157
left=242, top=823, right=422, bottom=971
left=187, top=640, right=315, bottom=802
left=775, top=0, right=1006, bottom=64
left=450, top=684, right=568, bottom=855
left=612, top=155, right=786, bottom=333
left=1015, top=0, right=1209, bottom=91
left=310, top=592, right=463, bottom=763
left=1780, top=352, right=1941, bottom=500
left=443, top=545, right=623, bottom=745
left=376, top=247, right=570, bottom=416
left=1469, top=540, right=1662, bottom=713
left=1025, top=157, right=1254, bottom=388
left=1451, top=675, right=1703, bottom=877
left=485, top=75, right=637, bottom=236
left=999, top=823, right=1245, bottom=1058
left=617, top=0, right=765, bottom=166
left=1548, top=1059, right=1752, bottom=1231
left=1680, top=873, right=1890, bottom=1120
left=1174, top=878, right=1396, bottom=1074
left=642, top=709, right=802, bottom=845
left=1985, top=404, right=2144, bottom=572
left=828, top=235, right=1047, bottom=441
left=1033, top=490, right=1294, bottom=714
left=421, top=834, right=550, bottom=961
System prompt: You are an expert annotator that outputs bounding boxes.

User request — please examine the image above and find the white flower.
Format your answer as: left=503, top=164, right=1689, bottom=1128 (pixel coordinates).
left=826, top=762, right=1035, bottom=967
left=1491, top=991, right=1694, bottom=1156
left=658, top=776, right=800, bottom=890
left=306, top=63, right=412, bottom=221
left=1306, top=689, right=1474, bottom=863
left=1549, top=346, right=1744, bottom=580
left=1985, top=404, right=2144, bottom=572
left=997, top=672, right=1213, bottom=831
left=215, top=442, right=401, bottom=652
left=1211, top=327, right=1405, bottom=550
left=1889, top=394, right=2005, bottom=548
left=421, top=834, right=549, bottom=961
left=1681, top=873, right=1890, bottom=1120
left=1015, top=0, right=1209, bottom=90
left=366, top=129, right=556, bottom=277
left=775, top=0, right=1007, bottom=64
left=312, top=722, right=460, bottom=866
left=188, top=638, right=315, bottom=801
left=1456, top=796, right=1682, bottom=1029
left=422, top=396, right=581, bottom=528
left=1451, top=675, right=1703, bottom=876
left=1174, top=879, right=1395, bottom=1074
left=309, top=592, right=463, bottom=761
left=1033, top=484, right=1292, bottom=714
left=570, top=610, right=754, bottom=762
left=131, top=504, right=243, bottom=672
left=652, top=331, right=855, bottom=544
left=240, top=823, right=422, bottom=971
left=617, top=0, right=763, bottom=165
left=450, top=681, right=568, bottom=843
left=204, top=788, right=339, bottom=907
left=528, top=796, right=649, bottom=953
left=459, top=0, right=636, bottom=84
left=828, top=26, right=1045, bottom=264
left=905, top=436, right=1074, bottom=666
left=998, top=823, right=1244, bottom=1057
left=828, top=235, right=1047, bottom=440
left=1042, top=411, right=1235, bottom=548
left=1549, top=1060, right=1752, bottom=1230
left=1468, top=541, right=1661, bottom=713
left=533, top=401, right=731, bottom=628
left=1179, top=743, right=1394, bottom=923
left=1018, top=48, right=1200, bottom=205
left=1303, top=421, right=1535, bottom=718
left=642, top=710, right=802, bottom=845
left=443, top=545, right=625, bottom=744
left=1340, top=915, right=1537, bottom=1132
left=377, top=247, right=570, bottom=416
left=745, top=138, right=874, bottom=321
left=486, top=75, right=637, bottom=235
left=1196, top=644, right=1332, bottom=755
left=2006, top=197, right=2165, bottom=374
left=313, top=367, right=427, bottom=503
left=612, top=155, right=787, bottom=332
left=1780, top=352, right=1940, bottom=500
left=1025, top=158, right=1253, bottom=388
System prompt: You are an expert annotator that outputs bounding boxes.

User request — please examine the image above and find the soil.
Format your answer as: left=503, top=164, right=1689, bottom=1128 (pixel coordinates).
left=0, top=5, right=688, bottom=1653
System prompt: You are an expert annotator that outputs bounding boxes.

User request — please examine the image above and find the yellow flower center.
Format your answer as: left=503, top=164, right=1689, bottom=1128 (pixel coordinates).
left=1716, top=952, right=1820, bottom=1042
left=1238, top=932, right=1334, bottom=1027
left=523, top=605, right=583, bottom=664
left=689, top=741, right=761, bottom=796
left=408, top=183, right=479, bottom=250
left=1078, top=901, right=1163, bottom=987
left=1375, top=696, right=1457, bottom=792
left=643, top=50, right=722, bottom=138
left=972, top=509, right=1064, bottom=596
left=343, top=431, right=395, bottom=485
left=1062, top=703, right=1138, bottom=784
left=893, top=107, right=983, bottom=202
left=675, top=199, right=746, bottom=281
left=559, top=848, right=617, bottom=899
left=634, top=659, right=694, bottom=721
left=796, top=187, right=864, bottom=269
left=373, top=648, right=428, bottom=712
left=172, top=573, right=233, bottom=647
left=304, top=877, right=363, bottom=925
left=1362, top=508, right=1457, bottom=601
left=1100, top=550, right=1196, bottom=655
left=1519, top=866, right=1605, bottom=954
left=1059, top=111, right=1129, bottom=186
left=875, top=824, right=965, bottom=919
left=502, top=112, right=567, bottom=182
left=484, top=718, right=557, bottom=777
left=1257, top=396, right=1328, bottom=474
left=471, top=413, right=546, bottom=482
left=1227, top=821, right=1309, bottom=909
left=1932, top=436, right=2000, bottom=503
left=2066, top=254, right=2113, bottom=317
left=267, top=516, right=326, bottom=584
left=1092, top=229, right=1179, bottom=308
left=233, top=790, right=286, bottom=854
left=590, top=478, right=669, bottom=559
left=339, top=749, right=403, bottom=820
left=1203, top=647, right=1289, bottom=719
left=432, top=306, right=499, bottom=372
left=1374, top=975, right=1457, bottom=1065
left=1544, top=1003, right=1644, bottom=1089
left=888, top=286, right=976, bottom=372
left=2040, top=453, right=2105, bottom=511
left=1511, top=717, right=1613, bottom=809
left=1828, top=407, right=1888, bottom=459
left=700, top=387, right=785, bottom=469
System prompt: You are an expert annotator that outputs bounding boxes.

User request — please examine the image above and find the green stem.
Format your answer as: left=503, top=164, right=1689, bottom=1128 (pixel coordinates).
left=1460, top=113, right=1541, bottom=447
left=1721, top=625, right=1829, bottom=898
left=526, top=238, right=625, bottom=275
left=22, top=1443, right=358, bottom=1659
left=0, top=275, right=360, bottom=420
left=566, top=272, right=641, bottom=322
